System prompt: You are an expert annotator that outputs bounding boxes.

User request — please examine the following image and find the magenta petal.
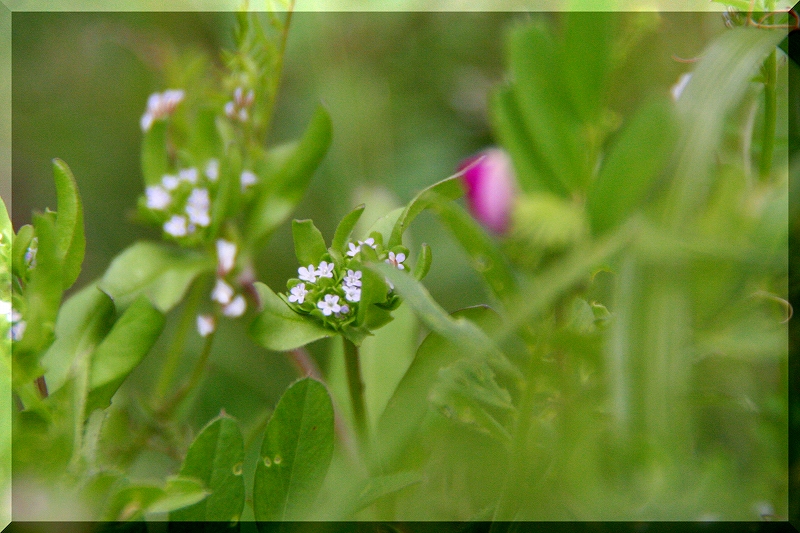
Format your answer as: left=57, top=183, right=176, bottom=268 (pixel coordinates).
left=457, top=148, right=516, bottom=234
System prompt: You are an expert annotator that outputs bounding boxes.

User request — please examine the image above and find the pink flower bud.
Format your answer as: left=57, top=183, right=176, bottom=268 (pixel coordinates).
left=458, top=148, right=517, bottom=234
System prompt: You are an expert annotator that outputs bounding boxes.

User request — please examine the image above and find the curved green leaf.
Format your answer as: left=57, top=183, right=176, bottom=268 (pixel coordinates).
left=412, top=243, right=431, bottom=281
left=388, top=175, right=464, bottom=248
left=249, top=281, right=331, bottom=351
left=98, top=241, right=213, bottom=313
left=52, top=159, right=85, bottom=290
left=253, top=378, right=334, bottom=521
left=331, top=204, right=366, bottom=254
left=292, top=219, right=328, bottom=267
left=171, top=415, right=245, bottom=522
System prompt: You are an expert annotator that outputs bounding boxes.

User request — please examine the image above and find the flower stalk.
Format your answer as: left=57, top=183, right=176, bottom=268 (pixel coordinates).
left=343, top=336, right=368, bottom=447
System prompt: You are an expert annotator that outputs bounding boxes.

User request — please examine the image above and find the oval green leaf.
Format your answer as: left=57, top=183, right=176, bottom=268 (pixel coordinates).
left=249, top=281, right=332, bottom=351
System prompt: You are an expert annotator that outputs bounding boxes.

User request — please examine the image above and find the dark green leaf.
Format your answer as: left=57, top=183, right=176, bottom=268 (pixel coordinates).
left=98, top=241, right=213, bottom=313
left=292, top=219, right=328, bottom=267
left=246, top=105, right=332, bottom=244
left=587, top=97, right=677, bottom=235
left=141, top=120, right=169, bottom=186
left=86, top=295, right=165, bottom=413
left=171, top=415, right=245, bottom=522
left=412, top=243, right=431, bottom=281
left=388, top=175, right=464, bottom=248
left=40, top=284, right=115, bottom=396
left=52, top=159, right=85, bottom=290
left=331, top=204, right=366, bottom=254
left=253, top=378, right=335, bottom=521
left=249, top=282, right=332, bottom=351
left=433, top=201, right=517, bottom=302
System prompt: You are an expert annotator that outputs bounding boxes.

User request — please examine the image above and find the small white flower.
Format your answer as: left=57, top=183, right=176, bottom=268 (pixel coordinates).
left=386, top=251, right=406, bottom=270
left=359, top=237, right=376, bottom=249
left=344, top=285, right=361, bottom=303
left=317, top=294, right=342, bottom=316
left=223, top=295, right=247, bottom=317
left=288, top=283, right=308, bottom=304
left=161, top=174, right=180, bottom=190
left=145, top=185, right=171, bottom=210
left=216, top=239, right=237, bottom=275
left=316, top=261, right=335, bottom=279
left=186, top=188, right=211, bottom=227
left=240, top=170, right=257, bottom=190
left=338, top=304, right=350, bottom=315
left=344, top=269, right=362, bottom=288
left=346, top=242, right=361, bottom=257
left=224, top=101, right=236, bottom=119
left=211, top=278, right=235, bottom=305
left=140, top=89, right=185, bottom=132
left=164, top=215, right=189, bottom=237
left=205, top=159, right=219, bottom=182
left=298, top=265, right=317, bottom=283
left=196, top=314, right=216, bottom=337
left=179, top=167, right=199, bottom=184
left=0, top=300, right=11, bottom=323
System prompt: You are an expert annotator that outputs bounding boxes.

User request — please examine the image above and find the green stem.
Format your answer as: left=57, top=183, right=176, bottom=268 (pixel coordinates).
left=261, top=0, right=295, bottom=143
left=156, top=327, right=216, bottom=419
left=759, top=48, right=777, bottom=180
left=153, top=279, right=204, bottom=402
left=343, top=337, right=368, bottom=446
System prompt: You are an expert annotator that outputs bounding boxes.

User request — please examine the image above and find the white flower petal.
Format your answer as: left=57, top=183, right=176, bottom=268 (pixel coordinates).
left=211, top=278, right=235, bottom=305
left=223, top=295, right=247, bottom=317
left=164, top=215, right=188, bottom=237
left=216, top=240, right=237, bottom=275
left=196, top=314, right=216, bottom=337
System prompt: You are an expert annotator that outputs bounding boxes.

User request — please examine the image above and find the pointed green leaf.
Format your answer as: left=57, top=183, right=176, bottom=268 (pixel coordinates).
left=331, top=204, right=366, bottom=253
left=98, top=241, right=213, bottom=313
left=86, top=295, right=165, bottom=412
left=412, top=243, right=431, bottom=281
left=253, top=378, right=335, bottom=521
left=141, top=120, right=169, bottom=187
left=587, top=97, right=677, bottom=235
left=249, top=281, right=332, bottom=351
left=388, top=175, right=464, bottom=248
left=292, top=219, right=328, bottom=267
left=368, top=207, right=405, bottom=244
left=170, top=415, right=245, bottom=522
left=52, top=159, right=85, bottom=290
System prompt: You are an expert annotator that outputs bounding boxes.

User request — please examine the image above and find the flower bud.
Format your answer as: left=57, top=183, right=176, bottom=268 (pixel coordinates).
left=457, top=148, right=517, bottom=234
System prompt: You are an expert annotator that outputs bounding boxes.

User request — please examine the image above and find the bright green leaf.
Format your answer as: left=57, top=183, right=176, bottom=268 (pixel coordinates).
left=292, top=219, right=328, bottom=267
left=412, top=243, right=431, bottom=281
left=52, top=159, right=85, bottom=290
left=388, top=175, right=464, bottom=248
left=253, top=378, right=335, bottom=521
left=331, top=204, right=366, bottom=254
left=171, top=415, right=245, bottom=522
left=146, top=476, right=209, bottom=515
left=249, top=281, right=332, bottom=351
left=98, top=241, right=213, bottom=313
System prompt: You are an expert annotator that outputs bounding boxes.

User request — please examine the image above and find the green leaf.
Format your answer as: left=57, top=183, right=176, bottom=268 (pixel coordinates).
left=98, top=241, right=213, bottom=313
left=253, top=378, right=335, bottom=521
left=141, top=120, right=169, bottom=187
left=13, top=213, right=63, bottom=383
left=433, top=201, right=517, bottom=303
left=40, top=284, right=115, bottom=396
left=355, top=263, right=389, bottom=331
left=171, top=415, right=245, bottom=522
left=587, top=97, right=677, bottom=235
left=250, top=281, right=332, bottom=351
left=371, top=306, right=506, bottom=468
left=11, top=224, right=34, bottom=279
left=507, top=23, right=584, bottom=193
left=331, top=204, right=366, bottom=254
left=412, top=243, right=431, bottom=281
left=292, top=219, right=328, bottom=267
left=388, top=175, right=464, bottom=248
left=52, top=159, right=85, bottom=290
left=246, top=105, right=332, bottom=244
left=209, top=152, right=242, bottom=240
left=146, top=476, right=209, bottom=515
left=368, top=206, right=405, bottom=244
left=86, top=295, right=165, bottom=413
left=105, top=477, right=208, bottom=520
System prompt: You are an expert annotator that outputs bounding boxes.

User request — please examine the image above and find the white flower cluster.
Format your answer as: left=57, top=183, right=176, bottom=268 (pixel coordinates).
left=141, top=89, right=185, bottom=132
left=225, top=87, right=255, bottom=123
left=196, top=239, right=247, bottom=337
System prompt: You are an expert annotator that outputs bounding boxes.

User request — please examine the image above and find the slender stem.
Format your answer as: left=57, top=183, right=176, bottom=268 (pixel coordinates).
left=261, top=0, right=295, bottom=143
left=153, top=279, right=204, bottom=402
left=155, top=328, right=216, bottom=419
left=343, top=337, right=368, bottom=446
left=759, top=48, right=777, bottom=180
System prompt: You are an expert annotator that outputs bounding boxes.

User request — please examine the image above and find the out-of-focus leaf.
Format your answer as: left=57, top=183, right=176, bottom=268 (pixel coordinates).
left=331, top=204, right=366, bottom=254
left=433, top=201, right=517, bottom=303
left=41, top=284, right=115, bottom=396
left=143, top=477, right=209, bottom=515
left=86, top=295, right=165, bottom=413
left=292, top=219, right=328, bottom=267
left=141, top=120, right=169, bottom=187
left=507, top=23, right=584, bottom=193
left=171, top=415, right=245, bottom=522
left=587, top=97, right=677, bottom=235
left=105, top=477, right=208, bottom=520
left=52, top=159, right=85, bottom=290
left=668, top=27, right=786, bottom=222
left=253, top=378, right=334, bottom=521
left=209, top=152, right=242, bottom=239
left=412, top=243, right=431, bottom=281
left=250, top=281, right=331, bottom=351
left=11, top=224, right=34, bottom=279
left=246, top=105, right=332, bottom=244
left=388, top=175, right=464, bottom=248
left=13, top=213, right=62, bottom=383
left=98, top=241, right=213, bottom=313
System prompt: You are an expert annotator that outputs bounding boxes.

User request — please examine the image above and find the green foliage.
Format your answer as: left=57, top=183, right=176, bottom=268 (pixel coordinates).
left=250, top=281, right=332, bottom=351
left=253, top=378, right=334, bottom=521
